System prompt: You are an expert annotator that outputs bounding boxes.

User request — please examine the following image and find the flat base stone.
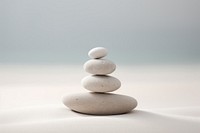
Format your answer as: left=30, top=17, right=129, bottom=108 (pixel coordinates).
left=62, top=92, right=137, bottom=115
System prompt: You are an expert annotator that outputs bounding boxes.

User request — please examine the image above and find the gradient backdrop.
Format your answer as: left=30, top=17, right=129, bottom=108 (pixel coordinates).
left=1, top=0, right=200, bottom=64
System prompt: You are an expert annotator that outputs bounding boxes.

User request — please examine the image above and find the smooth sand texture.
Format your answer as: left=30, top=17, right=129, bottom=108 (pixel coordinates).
left=0, top=105, right=200, bottom=133
left=0, top=64, right=200, bottom=133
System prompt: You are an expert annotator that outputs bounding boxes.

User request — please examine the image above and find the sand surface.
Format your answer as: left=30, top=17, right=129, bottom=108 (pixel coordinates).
left=0, top=64, right=200, bottom=132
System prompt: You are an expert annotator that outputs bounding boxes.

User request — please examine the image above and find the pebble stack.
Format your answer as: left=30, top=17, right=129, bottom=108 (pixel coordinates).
left=62, top=47, right=137, bottom=115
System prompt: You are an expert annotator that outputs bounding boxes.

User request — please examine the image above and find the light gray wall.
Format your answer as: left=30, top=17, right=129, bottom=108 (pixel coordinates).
left=0, top=0, right=200, bottom=64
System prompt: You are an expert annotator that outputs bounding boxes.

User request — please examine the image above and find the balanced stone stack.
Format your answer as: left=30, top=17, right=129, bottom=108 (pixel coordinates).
left=62, top=47, right=137, bottom=115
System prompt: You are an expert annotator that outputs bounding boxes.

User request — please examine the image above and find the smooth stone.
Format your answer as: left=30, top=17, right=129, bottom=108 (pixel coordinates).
left=88, top=47, right=108, bottom=59
left=81, top=75, right=121, bottom=92
left=62, top=92, right=137, bottom=115
left=84, top=59, right=116, bottom=75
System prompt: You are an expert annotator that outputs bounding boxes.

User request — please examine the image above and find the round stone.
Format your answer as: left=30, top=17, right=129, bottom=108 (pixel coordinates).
left=62, top=93, right=137, bottom=115
left=84, top=59, right=116, bottom=75
left=81, top=75, right=121, bottom=92
left=88, top=47, right=108, bottom=59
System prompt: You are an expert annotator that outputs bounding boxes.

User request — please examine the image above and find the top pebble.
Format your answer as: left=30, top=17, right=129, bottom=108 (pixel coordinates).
left=88, top=47, right=108, bottom=59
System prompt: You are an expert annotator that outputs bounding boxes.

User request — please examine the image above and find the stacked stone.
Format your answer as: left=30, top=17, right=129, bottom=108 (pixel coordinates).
left=62, top=47, right=137, bottom=115
left=82, top=47, right=121, bottom=93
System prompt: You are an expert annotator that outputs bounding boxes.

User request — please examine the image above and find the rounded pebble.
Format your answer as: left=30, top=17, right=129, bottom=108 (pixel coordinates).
left=81, top=75, right=121, bottom=92
left=88, top=47, right=108, bottom=59
left=84, top=59, right=116, bottom=75
left=62, top=92, right=137, bottom=115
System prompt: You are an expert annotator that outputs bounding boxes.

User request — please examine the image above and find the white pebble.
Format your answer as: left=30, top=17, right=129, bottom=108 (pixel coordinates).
left=62, top=92, right=137, bottom=115
left=88, top=47, right=108, bottom=59
left=84, top=59, right=116, bottom=75
left=81, top=75, right=121, bottom=92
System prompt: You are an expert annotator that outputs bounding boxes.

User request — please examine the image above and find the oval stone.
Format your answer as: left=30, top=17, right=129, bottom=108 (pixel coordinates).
left=84, top=59, right=116, bottom=75
left=88, top=47, right=108, bottom=59
left=62, top=93, right=137, bottom=115
left=81, top=75, right=121, bottom=92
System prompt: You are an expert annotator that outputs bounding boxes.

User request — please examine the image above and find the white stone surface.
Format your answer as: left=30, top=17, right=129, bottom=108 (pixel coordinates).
left=62, top=92, right=137, bottom=115
left=84, top=59, right=116, bottom=75
left=88, top=47, right=108, bottom=59
left=81, top=75, right=121, bottom=92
